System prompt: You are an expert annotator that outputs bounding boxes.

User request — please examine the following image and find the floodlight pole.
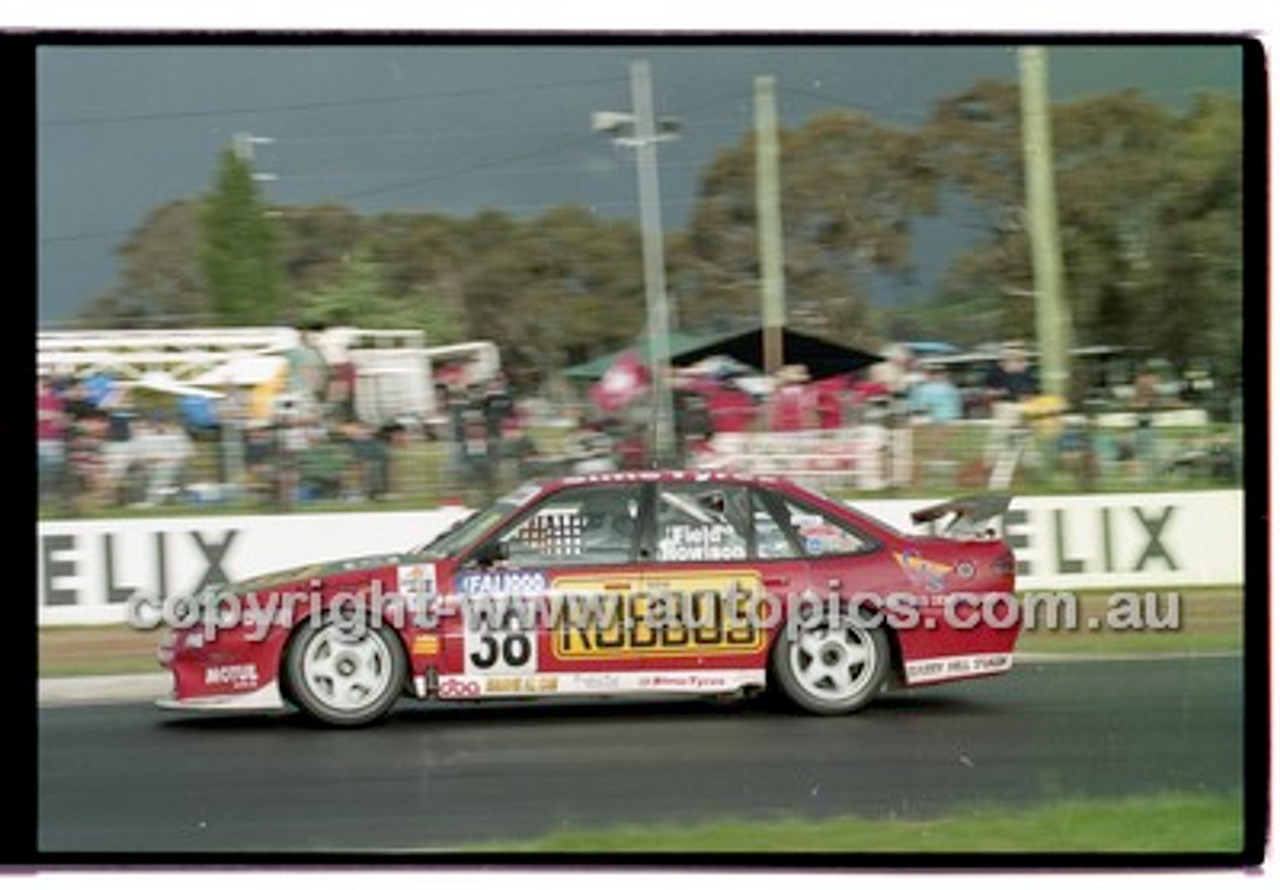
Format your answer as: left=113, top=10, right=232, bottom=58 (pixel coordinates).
left=755, top=75, right=787, bottom=377
left=232, top=131, right=278, bottom=183
left=595, top=61, right=679, bottom=464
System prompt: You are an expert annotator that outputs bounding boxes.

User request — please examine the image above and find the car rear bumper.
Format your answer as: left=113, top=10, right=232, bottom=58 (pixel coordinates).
left=902, top=651, right=1014, bottom=685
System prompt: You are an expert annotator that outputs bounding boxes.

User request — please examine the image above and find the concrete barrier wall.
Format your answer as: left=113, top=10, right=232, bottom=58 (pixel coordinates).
left=37, top=490, right=1243, bottom=625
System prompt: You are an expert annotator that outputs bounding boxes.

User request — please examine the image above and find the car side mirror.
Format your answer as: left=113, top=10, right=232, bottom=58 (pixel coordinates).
left=470, top=538, right=510, bottom=569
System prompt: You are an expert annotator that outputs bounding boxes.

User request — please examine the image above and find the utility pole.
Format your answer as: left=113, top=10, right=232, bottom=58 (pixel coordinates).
left=1018, top=47, right=1073, bottom=400
left=593, top=61, right=681, bottom=464
left=755, top=76, right=787, bottom=376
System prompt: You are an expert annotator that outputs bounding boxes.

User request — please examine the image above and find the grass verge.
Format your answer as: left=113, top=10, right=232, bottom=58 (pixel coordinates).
left=1014, top=587, right=1242, bottom=656
left=39, top=626, right=166, bottom=678
left=484, top=791, right=1243, bottom=854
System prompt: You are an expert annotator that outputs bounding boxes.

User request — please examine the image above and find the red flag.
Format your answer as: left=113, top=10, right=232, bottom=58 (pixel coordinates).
left=590, top=350, right=649, bottom=413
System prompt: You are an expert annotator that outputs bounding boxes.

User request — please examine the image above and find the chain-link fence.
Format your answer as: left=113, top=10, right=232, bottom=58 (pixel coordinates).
left=37, top=400, right=1244, bottom=521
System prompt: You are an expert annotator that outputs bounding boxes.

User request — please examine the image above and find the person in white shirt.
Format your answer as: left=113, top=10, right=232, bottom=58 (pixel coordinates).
left=133, top=414, right=195, bottom=505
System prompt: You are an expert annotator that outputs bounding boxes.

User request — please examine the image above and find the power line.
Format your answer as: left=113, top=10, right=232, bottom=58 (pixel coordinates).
left=42, top=228, right=139, bottom=245
left=775, top=84, right=932, bottom=127
left=275, top=124, right=598, bottom=145
left=335, top=132, right=605, bottom=203
left=277, top=155, right=711, bottom=181
left=40, top=74, right=629, bottom=127
left=38, top=84, right=760, bottom=244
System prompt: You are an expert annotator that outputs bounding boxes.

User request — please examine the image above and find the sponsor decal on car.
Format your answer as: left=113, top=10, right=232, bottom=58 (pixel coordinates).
left=437, top=677, right=482, bottom=699
left=551, top=571, right=766, bottom=660
left=656, top=525, right=747, bottom=562
left=483, top=676, right=560, bottom=695
left=397, top=563, right=437, bottom=598
left=564, top=674, right=623, bottom=692
left=204, top=663, right=259, bottom=688
left=894, top=550, right=956, bottom=592
left=454, top=569, right=548, bottom=596
left=639, top=674, right=733, bottom=690
left=903, top=652, right=1013, bottom=683
left=438, top=671, right=765, bottom=698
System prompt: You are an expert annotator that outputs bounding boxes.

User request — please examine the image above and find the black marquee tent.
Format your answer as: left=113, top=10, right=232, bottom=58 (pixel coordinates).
left=672, top=325, right=884, bottom=380
left=563, top=325, right=884, bottom=382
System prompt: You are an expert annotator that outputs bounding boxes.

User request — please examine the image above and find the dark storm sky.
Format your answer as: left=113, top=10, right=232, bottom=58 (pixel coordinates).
left=36, top=41, right=1244, bottom=324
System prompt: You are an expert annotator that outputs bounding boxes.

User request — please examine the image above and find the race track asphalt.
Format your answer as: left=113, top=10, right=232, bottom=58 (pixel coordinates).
left=37, top=655, right=1246, bottom=855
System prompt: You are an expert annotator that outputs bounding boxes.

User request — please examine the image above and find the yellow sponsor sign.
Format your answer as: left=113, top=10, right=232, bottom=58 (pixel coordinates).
left=484, top=676, right=560, bottom=694
left=551, top=571, right=765, bottom=660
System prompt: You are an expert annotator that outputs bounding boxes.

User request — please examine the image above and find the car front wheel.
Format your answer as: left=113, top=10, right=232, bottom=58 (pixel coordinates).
left=771, top=609, right=890, bottom=715
left=284, top=620, right=406, bottom=727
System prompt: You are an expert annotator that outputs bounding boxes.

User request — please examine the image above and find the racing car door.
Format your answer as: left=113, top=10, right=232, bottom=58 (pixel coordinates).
left=448, top=482, right=647, bottom=697
left=639, top=480, right=811, bottom=683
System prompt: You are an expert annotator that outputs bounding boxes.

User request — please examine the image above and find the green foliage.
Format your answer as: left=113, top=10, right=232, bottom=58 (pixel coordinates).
left=296, top=242, right=390, bottom=327
left=276, top=203, right=364, bottom=294
left=78, top=200, right=212, bottom=327
left=682, top=110, right=937, bottom=345
left=87, top=78, right=1243, bottom=389
left=922, top=81, right=1243, bottom=368
left=199, top=149, right=281, bottom=324
left=294, top=240, right=467, bottom=344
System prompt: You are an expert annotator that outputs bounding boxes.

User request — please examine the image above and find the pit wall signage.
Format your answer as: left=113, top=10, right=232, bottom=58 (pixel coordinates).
left=868, top=490, right=1244, bottom=591
left=37, top=492, right=1243, bottom=626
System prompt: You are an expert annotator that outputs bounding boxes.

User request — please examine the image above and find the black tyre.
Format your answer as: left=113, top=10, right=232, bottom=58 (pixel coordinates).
left=770, top=609, right=890, bottom=715
left=284, top=620, right=406, bottom=727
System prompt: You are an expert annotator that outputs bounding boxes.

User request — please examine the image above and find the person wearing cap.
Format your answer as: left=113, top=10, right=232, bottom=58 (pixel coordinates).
left=986, top=341, right=1038, bottom=403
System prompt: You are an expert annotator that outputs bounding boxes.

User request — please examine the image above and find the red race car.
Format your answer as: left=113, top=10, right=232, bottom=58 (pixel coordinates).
left=157, top=471, right=1019, bottom=726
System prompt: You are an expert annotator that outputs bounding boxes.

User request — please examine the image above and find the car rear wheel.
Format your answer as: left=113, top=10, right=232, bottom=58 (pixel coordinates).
left=284, top=620, right=406, bottom=727
left=771, top=609, right=889, bottom=715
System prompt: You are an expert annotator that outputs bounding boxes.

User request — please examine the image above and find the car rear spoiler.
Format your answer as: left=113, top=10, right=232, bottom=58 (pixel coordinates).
left=911, top=494, right=1012, bottom=538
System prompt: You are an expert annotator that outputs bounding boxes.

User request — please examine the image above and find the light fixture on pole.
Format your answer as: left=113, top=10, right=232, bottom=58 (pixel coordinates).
left=232, top=132, right=278, bottom=184
left=592, top=61, right=682, bottom=465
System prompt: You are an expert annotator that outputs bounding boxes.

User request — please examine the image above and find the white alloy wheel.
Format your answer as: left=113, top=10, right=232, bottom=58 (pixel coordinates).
left=771, top=611, right=889, bottom=715
left=285, top=621, right=405, bottom=727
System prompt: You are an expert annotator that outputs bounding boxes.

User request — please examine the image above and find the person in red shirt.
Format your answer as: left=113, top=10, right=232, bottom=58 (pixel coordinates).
left=706, top=383, right=758, bottom=434
left=37, top=375, right=67, bottom=503
left=814, top=377, right=846, bottom=430
left=767, top=365, right=815, bottom=432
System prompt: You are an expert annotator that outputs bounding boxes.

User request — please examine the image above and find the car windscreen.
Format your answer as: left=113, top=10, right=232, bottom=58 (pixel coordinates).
left=412, top=481, right=543, bottom=558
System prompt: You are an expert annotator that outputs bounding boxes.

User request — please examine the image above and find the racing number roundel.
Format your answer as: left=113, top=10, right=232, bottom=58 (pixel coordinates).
left=464, top=609, right=538, bottom=676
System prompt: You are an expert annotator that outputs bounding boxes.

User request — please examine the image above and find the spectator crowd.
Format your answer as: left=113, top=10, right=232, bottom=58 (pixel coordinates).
left=38, top=372, right=198, bottom=515
left=38, top=337, right=1240, bottom=517
left=36, top=330, right=404, bottom=515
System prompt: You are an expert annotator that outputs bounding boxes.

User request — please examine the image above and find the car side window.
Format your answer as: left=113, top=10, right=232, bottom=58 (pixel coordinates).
left=499, top=484, right=642, bottom=567
left=776, top=495, right=877, bottom=557
left=751, top=491, right=801, bottom=559
left=653, top=483, right=750, bottom=563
